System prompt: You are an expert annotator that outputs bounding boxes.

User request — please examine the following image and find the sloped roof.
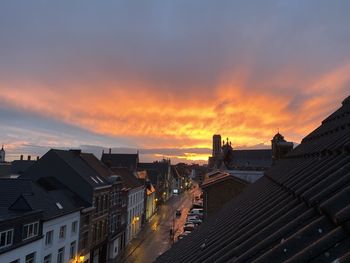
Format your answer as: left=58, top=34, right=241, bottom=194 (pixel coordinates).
left=80, top=152, right=113, bottom=178
left=0, top=178, right=83, bottom=221
left=156, top=96, right=350, bottom=263
left=101, top=153, right=138, bottom=169
left=202, top=172, right=248, bottom=188
left=53, top=149, right=109, bottom=187
left=230, top=149, right=272, bottom=168
left=111, top=167, right=143, bottom=190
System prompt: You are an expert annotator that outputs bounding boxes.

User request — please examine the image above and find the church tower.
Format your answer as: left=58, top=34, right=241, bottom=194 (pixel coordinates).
left=0, top=145, right=5, bottom=163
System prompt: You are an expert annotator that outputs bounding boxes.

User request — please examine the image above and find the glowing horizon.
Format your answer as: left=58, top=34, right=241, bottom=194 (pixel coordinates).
left=0, top=1, right=349, bottom=163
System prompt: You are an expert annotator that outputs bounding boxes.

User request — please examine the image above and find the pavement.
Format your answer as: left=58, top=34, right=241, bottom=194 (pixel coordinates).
left=120, top=186, right=201, bottom=263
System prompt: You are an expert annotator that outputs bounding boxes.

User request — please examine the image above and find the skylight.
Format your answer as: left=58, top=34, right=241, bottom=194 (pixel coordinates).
left=90, top=176, right=99, bottom=184
left=56, top=202, right=63, bottom=209
left=96, top=176, right=104, bottom=183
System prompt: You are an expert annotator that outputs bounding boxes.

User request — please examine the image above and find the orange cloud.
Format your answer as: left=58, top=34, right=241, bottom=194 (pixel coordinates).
left=0, top=63, right=348, bottom=163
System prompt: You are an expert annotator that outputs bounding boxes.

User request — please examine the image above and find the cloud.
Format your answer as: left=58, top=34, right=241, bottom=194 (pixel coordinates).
left=0, top=0, right=349, bottom=162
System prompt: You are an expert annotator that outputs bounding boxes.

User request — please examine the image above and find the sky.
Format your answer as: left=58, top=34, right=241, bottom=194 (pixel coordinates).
left=0, top=0, right=349, bottom=163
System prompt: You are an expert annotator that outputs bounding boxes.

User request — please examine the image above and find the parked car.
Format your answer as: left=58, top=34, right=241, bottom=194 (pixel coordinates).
left=191, top=202, right=203, bottom=209
left=176, top=209, right=182, bottom=217
left=183, top=223, right=195, bottom=231
left=187, top=215, right=202, bottom=225
left=189, top=208, right=203, bottom=215
left=188, top=209, right=204, bottom=219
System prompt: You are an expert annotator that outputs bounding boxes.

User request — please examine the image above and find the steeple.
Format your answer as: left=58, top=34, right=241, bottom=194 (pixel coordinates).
left=0, top=144, right=5, bottom=163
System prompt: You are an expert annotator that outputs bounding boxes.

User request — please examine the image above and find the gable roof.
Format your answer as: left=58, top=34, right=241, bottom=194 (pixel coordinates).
left=101, top=153, right=138, bottom=170
left=202, top=172, right=248, bottom=188
left=0, top=178, right=83, bottom=221
left=156, top=96, right=350, bottom=263
left=53, top=149, right=109, bottom=187
left=110, top=167, right=143, bottom=190
left=230, top=149, right=272, bottom=169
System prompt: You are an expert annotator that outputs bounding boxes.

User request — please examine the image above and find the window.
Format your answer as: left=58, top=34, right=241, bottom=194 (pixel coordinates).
left=59, top=225, right=66, bottom=239
left=57, top=247, right=64, bottom=263
left=45, top=230, right=53, bottom=246
left=9, top=259, right=19, bottom=263
left=71, top=221, right=78, bottom=234
left=0, top=229, right=13, bottom=248
left=23, top=222, right=39, bottom=240
left=25, top=252, right=36, bottom=263
left=44, top=254, right=52, bottom=263
left=70, top=241, right=76, bottom=259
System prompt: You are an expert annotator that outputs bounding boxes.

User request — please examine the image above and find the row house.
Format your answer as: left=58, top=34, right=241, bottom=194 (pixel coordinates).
left=0, top=178, right=81, bottom=263
left=110, top=168, right=144, bottom=245
left=22, top=149, right=113, bottom=263
left=138, top=159, right=172, bottom=203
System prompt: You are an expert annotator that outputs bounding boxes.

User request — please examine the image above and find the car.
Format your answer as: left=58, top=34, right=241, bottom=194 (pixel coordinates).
left=191, top=202, right=203, bottom=209
left=188, top=209, right=204, bottom=219
left=176, top=209, right=182, bottom=217
left=186, top=215, right=202, bottom=225
left=189, top=208, right=203, bottom=215
left=183, top=223, right=195, bottom=231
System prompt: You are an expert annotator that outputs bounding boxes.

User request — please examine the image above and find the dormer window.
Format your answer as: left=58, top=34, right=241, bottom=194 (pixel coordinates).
left=23, top=222, right=39, bottom=240
left=56, top=202, right=63, bottom=209
left=0, top=229, right=13, bottom=248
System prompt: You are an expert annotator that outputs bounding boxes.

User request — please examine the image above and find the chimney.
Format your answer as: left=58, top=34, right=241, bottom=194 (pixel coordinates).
left=20, top=155, right=23, bottom=160
left=28, top=155, right=31, bottom=161
left=109, top=148, right=112, bottom=154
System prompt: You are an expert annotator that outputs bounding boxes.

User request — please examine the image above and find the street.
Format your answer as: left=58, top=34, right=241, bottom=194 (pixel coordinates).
left=121, top=186, right=201, bottom=263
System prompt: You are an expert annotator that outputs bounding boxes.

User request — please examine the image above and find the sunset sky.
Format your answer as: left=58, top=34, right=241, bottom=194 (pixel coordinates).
left=0, top=0, right=349, bottom=163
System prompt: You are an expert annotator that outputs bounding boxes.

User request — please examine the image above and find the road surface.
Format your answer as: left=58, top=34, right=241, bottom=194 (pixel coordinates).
left=121, top=186, right=201, bottom=263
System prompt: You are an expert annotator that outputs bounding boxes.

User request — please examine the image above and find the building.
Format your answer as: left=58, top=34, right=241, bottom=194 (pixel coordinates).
left=208, top=135, right=222, bottom=168
left=0, top=178, right=82, bottom=263
left=79, top=152, right=127, bottom=262
left=136, top=171, right=156, bottom=222
left=138, top=160, right=172, bottom=203
left=110, top=167, right=144, bottom=245
left=0, top=145, right=5, bottom=163
left=0, top=156, right=37, bottom=179
left=212, top=134, right=222, bottom=158
left=202, top=171, right=248, bottom=218
left=101, top=150, right=139, bottom=172
left=271, top=132, right=294, bottom=163
left=156, top=96, right=350, bottom=262
left=22, top=149, right=112, bottom=263
left=209, top=133, right=293, bottom=171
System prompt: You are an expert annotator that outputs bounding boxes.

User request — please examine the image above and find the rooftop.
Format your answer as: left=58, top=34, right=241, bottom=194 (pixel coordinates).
left=156, top=96, right=350, bottom=263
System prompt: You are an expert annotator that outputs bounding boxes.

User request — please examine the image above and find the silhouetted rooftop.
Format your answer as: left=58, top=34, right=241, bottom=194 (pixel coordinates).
left=156, top=96, right=350, bottom=263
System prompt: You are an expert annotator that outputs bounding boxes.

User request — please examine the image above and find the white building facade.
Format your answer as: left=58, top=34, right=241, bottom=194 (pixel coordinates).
left=41, top=211, right=80, bottom=263
left=126, top=186, right=144, bottom=244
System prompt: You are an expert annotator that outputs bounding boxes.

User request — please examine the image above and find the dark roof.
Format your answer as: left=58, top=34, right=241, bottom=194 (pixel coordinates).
left=11, top=160, right=36, bottom=175
left=230, top=149, right=272, bottom=168
left=202, top=172, right=248, bottom=188
left=101, top=153, right=138, bottom=170
left=80, top=153, right=113, bottom=178
left=53, top=150, right=109, bottom=187
left=110, top=167, right=143, bottom=190
left=0, top=178, right=83, bottom=221
left=138, top=161, right=170, bottom=175
left=156, top=96, right=350, bottom=263
left=138, top=161, right=171, bottom=186
left=0, top=163, right=12, bottom=178
left=21, top=149, right=110, bottom=205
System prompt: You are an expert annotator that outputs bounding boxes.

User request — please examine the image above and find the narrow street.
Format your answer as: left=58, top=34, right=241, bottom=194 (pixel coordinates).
left=121, top=186, right=201, bottom=263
